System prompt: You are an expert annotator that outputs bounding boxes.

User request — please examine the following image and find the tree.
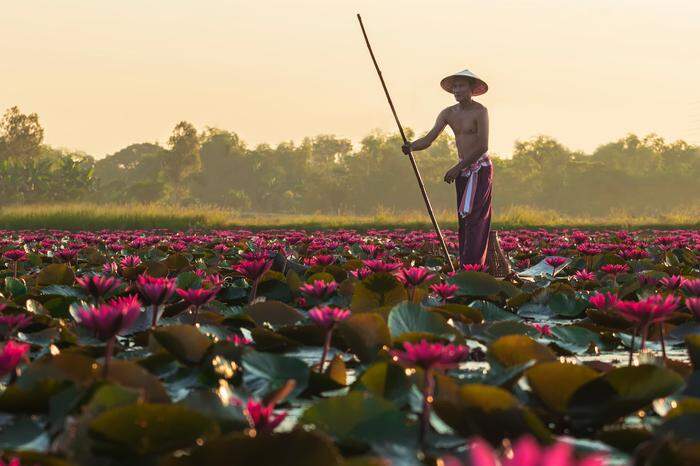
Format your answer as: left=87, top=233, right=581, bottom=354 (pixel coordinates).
left=0, top=106, right=44, bottom=161
left=163, top=121, right=201, bottom=199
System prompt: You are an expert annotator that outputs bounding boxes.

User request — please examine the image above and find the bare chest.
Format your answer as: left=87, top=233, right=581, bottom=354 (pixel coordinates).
left=446, top=108, right=479, bottom=137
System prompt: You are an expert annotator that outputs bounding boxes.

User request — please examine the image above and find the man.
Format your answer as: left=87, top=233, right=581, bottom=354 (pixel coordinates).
left=402, top=69, right=492, bottom=267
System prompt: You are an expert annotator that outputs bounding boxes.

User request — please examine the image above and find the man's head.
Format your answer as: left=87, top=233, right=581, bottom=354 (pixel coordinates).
left=451, top=77, right=473, bottom=103
left=440, top=69, right=488, bottom=98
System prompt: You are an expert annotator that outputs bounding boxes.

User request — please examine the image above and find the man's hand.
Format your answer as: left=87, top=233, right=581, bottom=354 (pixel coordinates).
left=401, top=142, right=412, bottom=155
left=444, top=164, right=462, bottom=184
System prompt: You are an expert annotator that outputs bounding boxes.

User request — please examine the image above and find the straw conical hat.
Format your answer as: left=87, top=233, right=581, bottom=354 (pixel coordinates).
left=440, top=69, right=488, bottom=96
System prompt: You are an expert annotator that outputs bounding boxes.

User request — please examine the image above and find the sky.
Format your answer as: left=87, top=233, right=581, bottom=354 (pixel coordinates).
left=1, top=0, right=699, bottom=158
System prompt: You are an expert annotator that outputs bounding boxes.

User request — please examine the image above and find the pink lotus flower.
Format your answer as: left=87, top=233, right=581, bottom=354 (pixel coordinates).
left=391, top=339, right=470, bottom=371
left=516, top=259, right=531, bottom=269
left=308, top=254, right=335, bottom=267
left=0, top=457, right=20, bottom=466
left=350, top=267, right=373, bottom=280
left=659, top=275, right=687, bottom=291
left=308, top=306, right=351, bottom=371
left=2, top=249, right=28, bottom=262
left=0, top=340, right=30, bottom=378
left=532, top=323, right=552, bottom=337
left=681, top=278, right=700, bottom=297
left=392, top=339, right=470, bottom=445
left=462, top=435, right=605, bottom=466
left=362, top=259, right=402, bottom=274
left=76, top=274, right=122, bottom=300
left=244, top=398, right=287, bottom=434
left=573, top=269, right=595, bottom=281
left=55, top=248, right=78, bottom=263
left=232, top=258, right=273, bottom=282
left=120, top=255, right=142, bottom=268
left=686, top=297, right=700, bottom=319
left=429, top=283, right=459, bottom=301
left=73, top=295, right=142, bottom=341
left=226, top=334, right=253, bottom=346
left=462, top=263, right=488, bottom=272
left=176, top=287, right=220, bottom=307
left=299, top=280, right=338, bottom=300
left=545, top=256, right=568, bottom=270
left=396, top=267, right=435, bottom=287
left=136, top=274, right=177, bottom=306
left=599, top=264, right=630, bottom=275
left=103, top=261, right=119, bottom=275
left=588, top=292, right=619, bottom=311
left=0, top=312, right=32, bottom=335
left=308, top=306, right=351, bottom=330
left=615, top=294, right=680, bottom=355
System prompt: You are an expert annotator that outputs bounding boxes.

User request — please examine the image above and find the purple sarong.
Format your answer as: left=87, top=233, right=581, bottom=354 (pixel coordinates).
left=455, top=154, right=493, bottom=266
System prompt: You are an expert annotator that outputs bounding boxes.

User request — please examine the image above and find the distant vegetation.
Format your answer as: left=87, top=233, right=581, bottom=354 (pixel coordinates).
left=1, top=105, right=699, bottom=218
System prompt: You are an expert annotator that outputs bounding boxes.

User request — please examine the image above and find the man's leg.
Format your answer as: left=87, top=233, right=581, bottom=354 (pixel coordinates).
left=455, top=175, right=469, bottom=266
left=461, top=165, right=493, bottom=266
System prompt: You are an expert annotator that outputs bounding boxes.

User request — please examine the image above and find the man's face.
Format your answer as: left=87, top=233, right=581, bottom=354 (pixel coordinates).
left=452, top=78, right=472, bottom=102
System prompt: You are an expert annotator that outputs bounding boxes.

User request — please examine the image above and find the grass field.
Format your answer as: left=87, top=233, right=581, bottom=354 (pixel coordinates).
left=1, top=203, right=699, bottom=230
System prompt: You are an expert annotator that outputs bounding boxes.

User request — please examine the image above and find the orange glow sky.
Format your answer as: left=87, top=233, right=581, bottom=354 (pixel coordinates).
left=2, top=0, right=699, bottom=158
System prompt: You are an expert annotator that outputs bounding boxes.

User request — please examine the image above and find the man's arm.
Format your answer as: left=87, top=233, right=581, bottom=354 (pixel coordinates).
left=402, top=108, right=449, bottom=154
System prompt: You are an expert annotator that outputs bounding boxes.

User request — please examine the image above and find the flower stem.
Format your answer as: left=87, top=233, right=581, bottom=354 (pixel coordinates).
left=628, top=326, right=637, bottom=366
left=659, top=324, right=667, bottom=361
left=103, top=336, right=115, bottom=379
left=249, top=278, right=259, bottom=304
left=419, top=368, right=434, bottom=447
left=151, top=304, right=159, bottom=329
left=318, top=328, right=333, bottom=373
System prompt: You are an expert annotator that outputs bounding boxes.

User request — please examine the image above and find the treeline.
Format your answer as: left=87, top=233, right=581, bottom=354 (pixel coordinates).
left=2, top=106, right=699, bottom=216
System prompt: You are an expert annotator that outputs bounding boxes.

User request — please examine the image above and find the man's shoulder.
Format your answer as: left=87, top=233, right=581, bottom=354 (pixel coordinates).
left=472, top=101, right=487, bottom=112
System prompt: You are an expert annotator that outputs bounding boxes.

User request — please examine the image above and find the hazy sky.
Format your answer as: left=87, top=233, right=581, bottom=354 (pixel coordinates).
left=2, top=0, right=699, bottom=158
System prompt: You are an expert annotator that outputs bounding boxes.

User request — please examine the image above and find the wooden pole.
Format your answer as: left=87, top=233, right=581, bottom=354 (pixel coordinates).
left=357, top=14, right=455, bottom=272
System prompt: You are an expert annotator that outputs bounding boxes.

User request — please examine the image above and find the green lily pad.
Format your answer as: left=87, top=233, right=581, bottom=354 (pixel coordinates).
left=387, top=302, right=453, bottom=340
left=242, top=350, right=309, bottom=399
left=153, top=324, right=213, bottom=366
left=300, top=391, right=416, bottom=447
left=469, top=300, right=520, bottom=321
left=244, top=300, right=304, bottom=328
left=37, top=264, right=75, bottom=286
left=350, top=272, right=407, bottom=312
left=159, top=430, right=343, bottom=466
left=488, top=335, right=556, bottom=367
left=354, top=361, right=411, bottom=405
left=89, top=403, right=219, bottom=457
left=337, top=313, right=391, bottom=363
left=526, top=362, right=599, bottom=413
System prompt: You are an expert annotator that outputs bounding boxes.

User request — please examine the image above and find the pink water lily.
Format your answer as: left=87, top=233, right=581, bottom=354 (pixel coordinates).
left=391, top=339, right=470, bottom=445
left=308, top=306, right=351, bottom=372
left=615, top=294, right=679, bottom=361
left=659, top=275, right=686, bottom=291
left=452, top=435, right=606, bottom=466
left=686, top=297, right=700, bottom=319
left=573, top=269, right=595, bottom=281
left=232, top=258, right=273, bottom=304
left=0, top=340, right=30, bottom=378
left=462, top=263, right=488, bottom=272
left=681, top=278, right=700, bottom=297
left=244, top=398, right=287, bottom=434
left=600, top=264, right=630, bottom=276
left=73, top=295, right=142, bottom=377
left=120, top=255, right=142, bottom=269
left=397, top=267, right=435, bottom=302
left=299, top=279, right=338, bottom=301
left=429, top=283, right=459, bottom=302
left=545, top=256, right=568, bottom=269
left=2, top=249, right=28, bottom=277
left=135, top=274, right=176, bottom=328
left=176, top=286, right=220, bottom=323
left=532, top=323, right=552, bottom=336
left=226, top=334, right=253, bottom=346
left=76, top=274, right=122, bottom=300
left=0, top=312, right=32, bottom=336
left=362, top=259, right=402, bottom=274
left=588, top=292, right=620, bottom=311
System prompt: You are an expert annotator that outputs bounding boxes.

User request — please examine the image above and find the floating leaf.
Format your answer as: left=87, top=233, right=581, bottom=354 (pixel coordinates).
left=387, top=302, right=453, bottom=339
left=36, top=264, right=75, bottom=286
left=350, top=272, right=406, bottom=312
left=153, top=325, right=213, bottom=365
left=526, top=362, right=599, bottom=413
left=242, top=350, right=309, bottom=399
left=245, top=301, right=303, bottom=328
left=89, top=403, right=219, bottom=457
left=488, top=335, right=556, bottom=367
left=337, top=313, right=391, bottom=363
